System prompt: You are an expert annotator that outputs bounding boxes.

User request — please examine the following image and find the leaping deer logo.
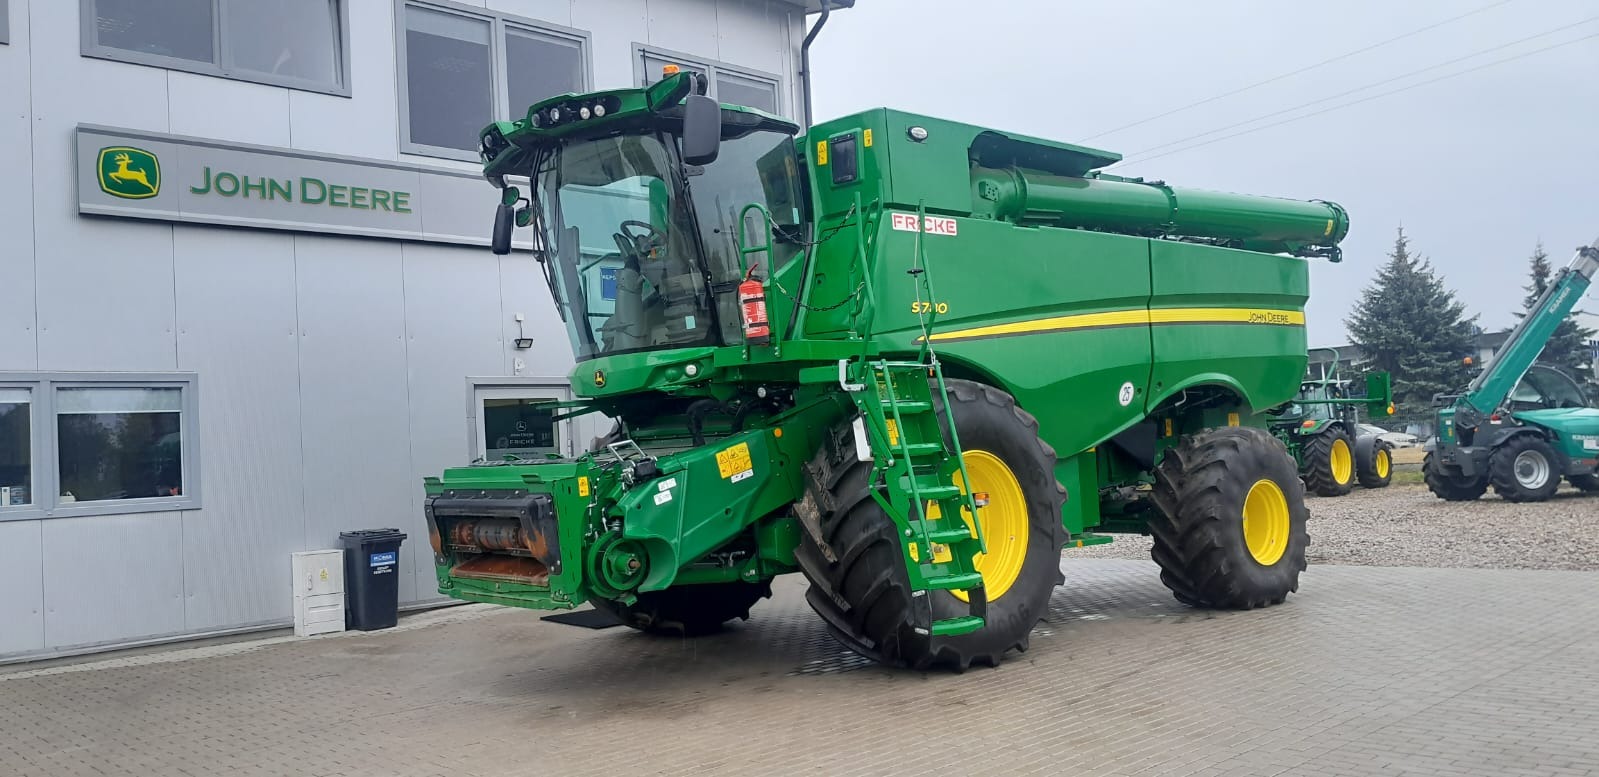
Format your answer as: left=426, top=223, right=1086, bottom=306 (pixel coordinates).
left=96, top=146, right=162, bottom=199
left=109, top=153, right=155, bottom=193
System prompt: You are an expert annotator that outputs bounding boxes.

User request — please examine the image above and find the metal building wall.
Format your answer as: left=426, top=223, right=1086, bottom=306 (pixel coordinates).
left=0, top=0, right=808, bottom=659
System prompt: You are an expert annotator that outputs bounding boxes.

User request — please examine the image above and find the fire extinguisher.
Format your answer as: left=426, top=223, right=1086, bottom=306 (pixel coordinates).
left=739, top=264, right=771, bottom=346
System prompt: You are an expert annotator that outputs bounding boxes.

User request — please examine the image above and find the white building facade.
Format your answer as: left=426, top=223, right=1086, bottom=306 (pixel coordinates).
left=0, top=0, right=836, bottom=661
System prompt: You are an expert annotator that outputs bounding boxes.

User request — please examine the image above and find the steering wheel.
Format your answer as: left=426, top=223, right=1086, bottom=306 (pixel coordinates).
left=620, top=220, right=666, bottom=243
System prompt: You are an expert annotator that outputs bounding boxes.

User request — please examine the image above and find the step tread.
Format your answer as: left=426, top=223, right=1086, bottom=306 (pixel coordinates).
left=922, top=572, right=983, bottom=591
left=882, top=400, right=932, bottom=414
left=930, top=616, right=984, bottom=637
left=907, top=483, right=961, bottom=500
left=924, top=527, right=974, bottom=544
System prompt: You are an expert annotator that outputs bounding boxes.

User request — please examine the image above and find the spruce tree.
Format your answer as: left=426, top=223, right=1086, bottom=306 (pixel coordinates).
left=1346, top=227, right=1479, bottom=425
left=1514, top=241, right=1596, bottom=384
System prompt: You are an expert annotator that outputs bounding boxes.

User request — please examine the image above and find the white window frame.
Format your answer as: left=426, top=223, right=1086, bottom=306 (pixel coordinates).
left=0, top=382, right=40, bottom=517
left=396, top=0, right=592, bottom=161
left=0, top=373, right=201, bottom=521
left=79, top=0, right=351, bottom=96
left=466, top=378, right=575, bottom=462
left=632, top=44, right=786, bottom=117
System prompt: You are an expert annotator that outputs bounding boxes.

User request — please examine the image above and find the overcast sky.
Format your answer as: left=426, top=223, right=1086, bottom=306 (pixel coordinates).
left=808, top=0, right=1599, bottom=345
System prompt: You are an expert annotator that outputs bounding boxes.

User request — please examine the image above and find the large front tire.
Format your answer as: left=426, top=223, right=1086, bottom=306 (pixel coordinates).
left=1490, top=435, right=1562, bottom=503
left=1301, top=427, right=1356, bottom=497
left=795, top=380, right=1065, bottom=670
left=1424, top=451, right=1488, bottom=501
left=588, top=581, right=772, bottom=637
left=1150, top=426, right=1309, bottom=609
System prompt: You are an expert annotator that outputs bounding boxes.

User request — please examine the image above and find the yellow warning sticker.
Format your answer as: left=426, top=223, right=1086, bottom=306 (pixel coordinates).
left=815, top=140, right=828, bottom=165
left=1164, top=418, right=1173, bottom=438
left=885, top=419, right=899, bottom=447
left=1324, top=218, right=1334, bottom=237
left=1227, top=412, right=1241, bottom=427
left=863, top=128, right=873, bottom=147
left=577, top=476, right=590, bottom=497
left=716, top=442, right=753, bottom=479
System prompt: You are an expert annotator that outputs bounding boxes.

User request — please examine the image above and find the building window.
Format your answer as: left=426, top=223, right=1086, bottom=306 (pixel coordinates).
left=57, top=388, right=185, bottom=503
left=636, top=45, right=783, bottom=116
left=0, top=375, right=199, bottom=520
left=1, top=0, right=11, bottom=45
left=0, top=388, right=31, bottom=508
left=80, top=0, right=348, bottom=95
left=470, top=383, right=572, bottom=461
left=398, top=1, right=591, bottom=160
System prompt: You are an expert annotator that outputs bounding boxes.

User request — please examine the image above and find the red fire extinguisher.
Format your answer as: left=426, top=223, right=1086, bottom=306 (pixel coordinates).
left=739, top=264, right=770, bottom=346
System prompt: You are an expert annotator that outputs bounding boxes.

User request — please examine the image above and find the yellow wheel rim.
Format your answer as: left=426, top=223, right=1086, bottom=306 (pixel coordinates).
left=1241, top=478, right=1290, bottom=566
left=1330, top=438, right=1353, bottom=485
left=1375, top=449, right=1391, bottom=479
left=949, top=450, right=1029, bottom=602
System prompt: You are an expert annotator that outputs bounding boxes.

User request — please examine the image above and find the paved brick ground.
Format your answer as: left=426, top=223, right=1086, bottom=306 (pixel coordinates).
left=3, top=559, right=1597, bottom=777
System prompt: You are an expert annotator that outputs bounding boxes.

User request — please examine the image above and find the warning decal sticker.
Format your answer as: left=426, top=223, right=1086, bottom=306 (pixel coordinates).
left=716, top=442, right=754, bottom=481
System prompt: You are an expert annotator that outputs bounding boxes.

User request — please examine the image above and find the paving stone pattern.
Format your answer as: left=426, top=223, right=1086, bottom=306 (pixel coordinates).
left=2, top=559, right=1597, bottom=777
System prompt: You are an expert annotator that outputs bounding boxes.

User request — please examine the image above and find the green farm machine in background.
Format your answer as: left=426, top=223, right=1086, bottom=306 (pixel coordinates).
left=422, top=69, right=1352, bottom=669
left=1426, top=240, right=1599, bottom=502
left=1268, top=349, right=1396, bottom=496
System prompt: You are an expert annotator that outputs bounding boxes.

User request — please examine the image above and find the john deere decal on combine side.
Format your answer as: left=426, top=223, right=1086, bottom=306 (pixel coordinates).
left=423, top=70, right=1350, bottom=669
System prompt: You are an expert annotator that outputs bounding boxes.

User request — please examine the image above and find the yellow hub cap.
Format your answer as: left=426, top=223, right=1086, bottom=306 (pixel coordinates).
left=1330, top=438, right=1353, bottom=485
left=1241, top=478, right=1290, bottom=566
left=1375, top=449, right=1391, bottom=479
left=950, top=450, right=1029, bottom=602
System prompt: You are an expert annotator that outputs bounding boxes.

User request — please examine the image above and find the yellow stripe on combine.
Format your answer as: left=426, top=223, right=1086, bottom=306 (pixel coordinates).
left=921, top=307, right=1304, bottom=343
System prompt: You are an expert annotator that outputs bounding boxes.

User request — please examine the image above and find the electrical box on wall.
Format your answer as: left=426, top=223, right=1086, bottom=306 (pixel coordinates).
left=291, top=550, right=346, bottom=637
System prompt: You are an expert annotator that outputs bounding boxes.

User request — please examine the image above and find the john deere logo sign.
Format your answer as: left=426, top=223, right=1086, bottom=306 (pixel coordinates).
left=97, top=146, right=161, bottom=199
left=78, top=126, right=516, bottom=248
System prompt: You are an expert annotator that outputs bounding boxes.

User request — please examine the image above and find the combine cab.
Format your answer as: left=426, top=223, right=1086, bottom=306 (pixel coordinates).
left=423, top=70, right=1353, bottom=669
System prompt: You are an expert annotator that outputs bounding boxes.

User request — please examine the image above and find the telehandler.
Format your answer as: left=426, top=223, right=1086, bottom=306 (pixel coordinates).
left=1425, top=239, right=1599, bottom=502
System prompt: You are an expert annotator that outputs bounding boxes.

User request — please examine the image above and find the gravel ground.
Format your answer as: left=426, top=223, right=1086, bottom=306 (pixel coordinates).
left=1072, top=481, right=1599, bottom=571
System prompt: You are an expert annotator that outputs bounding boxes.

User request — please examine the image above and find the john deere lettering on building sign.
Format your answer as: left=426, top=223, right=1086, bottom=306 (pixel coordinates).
left=75, top=125, right=524, bottom=248
left=189, top=167, right=412, bottom=213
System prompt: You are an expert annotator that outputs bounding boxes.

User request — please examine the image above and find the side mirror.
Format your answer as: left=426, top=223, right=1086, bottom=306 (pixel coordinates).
left=491, top=202, right=515, bottom=255
left=681, top=93, right=721, bottom=166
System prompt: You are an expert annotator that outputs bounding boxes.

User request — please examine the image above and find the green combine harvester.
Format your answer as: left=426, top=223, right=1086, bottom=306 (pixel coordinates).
left=1268, top=349, right=1396, bottom=496
left=423, top=70, right=1351, bottom=669
left=1426, top=239, right=1599, bottom=502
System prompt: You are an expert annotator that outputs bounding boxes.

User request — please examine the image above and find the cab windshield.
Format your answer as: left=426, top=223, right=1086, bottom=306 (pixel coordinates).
left=1509, top=365, right=1592, bottom=411
left=533, top=127, right=804, bottom=361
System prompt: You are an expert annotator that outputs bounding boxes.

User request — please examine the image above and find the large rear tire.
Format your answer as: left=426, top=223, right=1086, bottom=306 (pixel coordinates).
left=1150, top=426, right=1309, bottom=609
left=1489, top=435, right=1562, bottom=503
left=795, top=380, right=1065, bottom=670
left=1424, top=451, right=1488, bottom=501
left=1301, top=427, right=1356, bottom=496
left=588, top=581, right=772, bottom=637
left=1357, top=439, right=1395, bottom=489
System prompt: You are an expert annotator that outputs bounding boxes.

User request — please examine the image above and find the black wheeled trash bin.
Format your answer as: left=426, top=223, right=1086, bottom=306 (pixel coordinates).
left=339, top=529, right=407, bottom=631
